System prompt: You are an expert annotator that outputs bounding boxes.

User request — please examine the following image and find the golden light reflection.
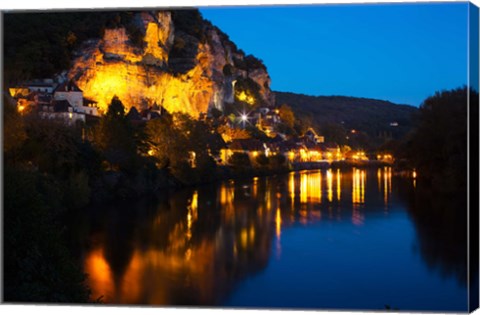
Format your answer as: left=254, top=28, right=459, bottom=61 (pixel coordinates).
left=249, top=225, right=256, bottom=241
left=275, top=208, right=282, bottom=239
left=383, top=167, right=392, bottom=206
left=388, top=168, right=392, bottom=194
left=266, top=187, right=272, bottom=211
left=275, top=206, right=282, bottom=259
left=377, top=168, right=382, bottom=192
left=240, top=228, right=248, bottom=249
left=253, top=177, right=258, bottom=198
left=361, top=170, right=365, bottom=202
left=220, top=184, right=235, bottom=221
left=87, top=236, right=221, bottom=305
left=83, top=247, right=114, bottom=301
left=289, top=172, right=295, bottom=208
left=326, top=169, right=333, bottom=202
left=352, top=168, right=365, bottom=205
left=300, top=171, right=308, bottom=204
left=336, top=169, right=341, bottom=201
left=412, top=169, right=417, bottom=189
left=299, top=171, right=322, bottom=204
left=186, top=191, right=198, bottom=240
left=120, top=250, right=142, bottom=304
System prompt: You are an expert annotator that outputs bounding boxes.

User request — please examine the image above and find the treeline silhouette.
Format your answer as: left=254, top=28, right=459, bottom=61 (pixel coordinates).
left=275, top=91, right=418, bottom=150
left=403, top=86, right=477, bottom=193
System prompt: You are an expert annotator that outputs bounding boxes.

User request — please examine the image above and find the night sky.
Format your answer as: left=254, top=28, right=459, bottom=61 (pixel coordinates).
left=200, top=2, right=469, bottom=106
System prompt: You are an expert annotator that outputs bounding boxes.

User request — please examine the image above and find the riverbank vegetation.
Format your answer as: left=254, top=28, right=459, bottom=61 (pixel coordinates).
left=399, top=87, right=477, bottom=193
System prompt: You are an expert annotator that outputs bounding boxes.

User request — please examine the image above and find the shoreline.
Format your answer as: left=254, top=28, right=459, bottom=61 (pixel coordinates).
left=88, top=160, right=402, bottom=205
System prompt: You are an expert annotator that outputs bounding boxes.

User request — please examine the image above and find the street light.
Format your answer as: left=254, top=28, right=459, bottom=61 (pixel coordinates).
left=238, top=111, right=250, bottom=129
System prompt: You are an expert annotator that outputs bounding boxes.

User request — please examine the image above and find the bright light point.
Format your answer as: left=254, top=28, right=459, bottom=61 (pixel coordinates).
left=241, top=114, right=248, bottom=121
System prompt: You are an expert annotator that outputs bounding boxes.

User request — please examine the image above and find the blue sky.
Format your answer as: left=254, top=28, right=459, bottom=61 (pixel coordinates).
left=200, top=3, right=469, bottom=106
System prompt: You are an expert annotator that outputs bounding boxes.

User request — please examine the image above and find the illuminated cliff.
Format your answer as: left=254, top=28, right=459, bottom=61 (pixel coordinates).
left=68, top=10, right=274, bottom=117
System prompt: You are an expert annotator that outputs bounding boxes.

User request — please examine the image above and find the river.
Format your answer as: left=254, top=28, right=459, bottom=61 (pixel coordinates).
left=74, top=167, right=469, bottom=311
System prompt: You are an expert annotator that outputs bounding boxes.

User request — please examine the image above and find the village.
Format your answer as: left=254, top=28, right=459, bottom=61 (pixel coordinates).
left=8, top=77, right=394, bottom=169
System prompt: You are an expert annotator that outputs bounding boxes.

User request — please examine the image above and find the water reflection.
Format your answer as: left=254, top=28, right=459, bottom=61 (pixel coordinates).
left=352, top=168, right=365, bottom=205
left=79, top=168, right=465, bottom=309
left=336, top=169, right=341, bottom=202
left=402, top=182, right=469, bottom=286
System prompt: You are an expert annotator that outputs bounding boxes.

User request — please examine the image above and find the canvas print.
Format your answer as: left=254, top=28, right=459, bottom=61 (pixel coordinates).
left=2, top=1, right=479, bottom=312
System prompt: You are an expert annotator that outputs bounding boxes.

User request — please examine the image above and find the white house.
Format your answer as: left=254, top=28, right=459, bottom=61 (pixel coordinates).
left=54, top=80, right=84, bottom=108
left=54, top=80, right=99, bottom=116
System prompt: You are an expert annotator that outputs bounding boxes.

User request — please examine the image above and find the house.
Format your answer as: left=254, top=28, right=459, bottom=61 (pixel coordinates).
left=303, top=128, right=324, bottom=144
left=9, top=79, right=56, bottom=112
left=39, top=100, right=85, bottom=126
left=275, top=140, right=303, bottom=162
left=222, top=138, right=267, bottom=164
left=25, top=79, right=57, bottom=94
left=54, top=80, right=100, bottom=116
left=322, top=143, right=343, bottom=161
left=345, top=150, right=368, bottom=161
left=54, top=80, right=83, bottom=107
left=83, top=98, right=100, bottom=116
left=301, top=142, right=323, bottom=162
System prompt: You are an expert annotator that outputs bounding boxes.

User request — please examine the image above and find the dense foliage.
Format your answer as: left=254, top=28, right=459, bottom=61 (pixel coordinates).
left=3, top=97, right=91, bottom=302
left=404, top=87, right=477, bottom=192
left=4, top=168, right=92, bottom=303
left=94, top=96, right=140, bottom=172
left=3, top=11, right=143, bottom=85
left=276, top=91, right=417, bottom=149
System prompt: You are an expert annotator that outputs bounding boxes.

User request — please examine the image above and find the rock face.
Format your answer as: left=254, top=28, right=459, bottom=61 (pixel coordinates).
left=69, top=10, right=273, bottom=117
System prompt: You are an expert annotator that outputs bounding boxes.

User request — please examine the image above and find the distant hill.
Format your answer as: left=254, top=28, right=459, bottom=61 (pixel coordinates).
left=275, top=91, right=418, bottom=150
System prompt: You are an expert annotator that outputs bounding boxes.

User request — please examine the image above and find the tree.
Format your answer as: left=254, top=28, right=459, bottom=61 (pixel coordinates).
left=268, top=154, right=286, bottom=169
left=255, top=153, right=269, bottom=166
left=146, top=113, right=187, bottom=169
left=145, top=112, right=222, bottom=184
left=94, top=96, right=138, bottom=172
left=318, top=122, right=347, bottom=146
left=22, top=120, right=81, bottom=177
left=228, top=152, right=251, bottom=169
left=278, top=104, right=295, bottom=129
left=3, top=94, right=26, bottom=159
left=4, top=168, right=90, bottom=303
left=406, top=87, right=477, bottom=192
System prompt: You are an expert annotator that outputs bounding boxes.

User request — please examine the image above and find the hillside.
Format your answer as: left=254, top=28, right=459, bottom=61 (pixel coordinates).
left=276, top=91, right=418, bottom=149
left=3, top=9, right=274, bottom=116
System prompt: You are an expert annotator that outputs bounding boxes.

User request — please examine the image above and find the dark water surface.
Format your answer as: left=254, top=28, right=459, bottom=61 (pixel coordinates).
left=76, top=168, right=468, bottom=311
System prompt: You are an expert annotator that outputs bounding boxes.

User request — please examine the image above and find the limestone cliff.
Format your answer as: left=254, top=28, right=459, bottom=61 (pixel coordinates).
left=68, top=10, right=274, bottom=117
